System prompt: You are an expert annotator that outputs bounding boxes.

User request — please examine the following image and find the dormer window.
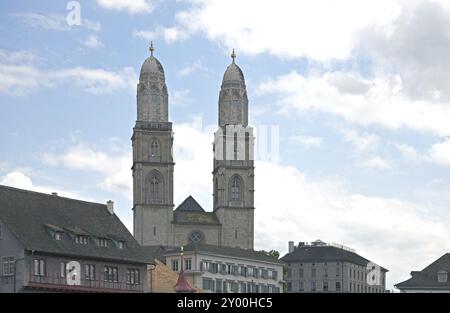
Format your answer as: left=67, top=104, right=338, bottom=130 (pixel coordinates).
left=75, top=235, right=89, bottom=245
left=55, top=232, right=63, bottom=241
left=438, top=270, right=448, bottom=283
left=97, top=238, right=109, bottom=247
left=118, top=241, right=124, bottom=249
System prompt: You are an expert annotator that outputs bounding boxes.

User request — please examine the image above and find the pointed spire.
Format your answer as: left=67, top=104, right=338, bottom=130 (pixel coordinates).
left=149, top=41, right=155, bottom=56
left=174, top=246, right=195, bottom=293
left=231, top=48, right=236, bottom=63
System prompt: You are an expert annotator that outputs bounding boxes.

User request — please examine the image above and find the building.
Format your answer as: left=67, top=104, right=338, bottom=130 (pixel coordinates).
left=395, top=253, right=450, bottom=293
left=281, top=240, right=388, bottom=293
left=0, top=185, right=149, bottom=293
left=132, top=44, right=255, bottom=250
left=164, top=243, right=283, bottom=293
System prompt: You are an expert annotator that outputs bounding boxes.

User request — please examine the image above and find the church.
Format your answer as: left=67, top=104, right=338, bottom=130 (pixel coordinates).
left=132, top=44, right=255, bottom=250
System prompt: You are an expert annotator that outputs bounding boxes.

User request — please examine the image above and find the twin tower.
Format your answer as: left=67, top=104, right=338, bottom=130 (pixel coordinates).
left=132, top=45, right=255, bottom=250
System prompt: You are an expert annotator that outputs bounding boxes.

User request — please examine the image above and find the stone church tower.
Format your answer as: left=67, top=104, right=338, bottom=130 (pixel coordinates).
left=133, top=43, right=174, bottom=246
left=212, top=50, right=255, bottom=249
left=132, top=45, right=254, bottom=250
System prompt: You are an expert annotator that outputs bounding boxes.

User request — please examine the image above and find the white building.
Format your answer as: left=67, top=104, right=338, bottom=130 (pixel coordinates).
left=164, top=244, right=284, bottom=293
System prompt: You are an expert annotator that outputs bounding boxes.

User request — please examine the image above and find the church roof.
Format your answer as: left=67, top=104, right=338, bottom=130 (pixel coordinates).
left=0, top=184, right=149, bottom=264
left=140, top=55, right=165, bottom=79
left=222, top=62, right=245, bottom=84
left=175, top=196, right=205, bottom=212
left=395, top=253, right=450, bottom=290
left=173, top=196, right=221, bottom=226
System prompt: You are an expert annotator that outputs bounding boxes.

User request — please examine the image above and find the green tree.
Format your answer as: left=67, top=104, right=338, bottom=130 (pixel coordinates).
left=259, top=249, right=280, bottom=259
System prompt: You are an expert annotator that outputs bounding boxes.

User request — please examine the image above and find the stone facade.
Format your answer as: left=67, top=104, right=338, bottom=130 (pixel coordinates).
left=133, top=48, right=255, bottom=250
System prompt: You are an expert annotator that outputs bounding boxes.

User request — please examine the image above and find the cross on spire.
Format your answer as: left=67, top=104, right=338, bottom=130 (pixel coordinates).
left=231, top=48, right=236, bottom=63
left=149, top=41, right=155, bottom=56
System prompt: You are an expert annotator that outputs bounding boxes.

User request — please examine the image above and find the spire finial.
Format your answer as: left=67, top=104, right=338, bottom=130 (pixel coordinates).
left=231, top=48, right=236, bottom=63
left=149, top=41, right=155, bottom=56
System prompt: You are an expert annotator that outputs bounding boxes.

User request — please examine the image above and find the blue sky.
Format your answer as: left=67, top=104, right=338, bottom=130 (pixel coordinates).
left=2, top=0, right=450, bottom=291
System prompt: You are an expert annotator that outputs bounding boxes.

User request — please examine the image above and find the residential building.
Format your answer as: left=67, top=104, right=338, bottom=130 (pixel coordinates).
left=164, top=244, right=283, bottom=293
left=281, top=240, right=388, bottom=293
left=395, top=253, right=450, bottom=293
left=0, top=185, right=149, bottom=293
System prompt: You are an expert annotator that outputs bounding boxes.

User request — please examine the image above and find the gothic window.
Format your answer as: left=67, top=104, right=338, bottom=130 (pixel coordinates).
left=145, top=171, right=164, bottom=204
left=189, top=231, right=204, bottom=244
left=150, top=176, right=159, bottom=199
left=150, top=140, right=159, bottom=157
left=230, top=175, right=242, bottom=201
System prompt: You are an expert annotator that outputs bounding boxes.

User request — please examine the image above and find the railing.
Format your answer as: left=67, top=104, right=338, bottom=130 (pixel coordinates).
left=27, top=275, right=143, bottom=293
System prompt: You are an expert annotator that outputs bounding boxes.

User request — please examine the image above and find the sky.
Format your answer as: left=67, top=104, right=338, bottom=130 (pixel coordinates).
left=1, top=0, right=450, bottom=291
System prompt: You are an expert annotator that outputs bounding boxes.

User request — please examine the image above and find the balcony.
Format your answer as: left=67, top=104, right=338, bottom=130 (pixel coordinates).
left=26, top=275, right=144, bottom=293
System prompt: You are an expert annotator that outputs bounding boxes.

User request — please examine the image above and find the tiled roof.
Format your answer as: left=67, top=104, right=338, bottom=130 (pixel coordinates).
left=175, top=196, right=205, bottom=212
left=395, top=253, right=450, bottom=290
left=281, top=245, right=388, bottom=272
left=0, top=185, right=149, bottom=264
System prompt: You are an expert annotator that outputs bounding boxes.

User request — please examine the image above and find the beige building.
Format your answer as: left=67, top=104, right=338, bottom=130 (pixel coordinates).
left=164, top=244, right=283, bottom=293
left=132, top=45, right=255, bottom=250
left=281, top=240, right=388, bottom=293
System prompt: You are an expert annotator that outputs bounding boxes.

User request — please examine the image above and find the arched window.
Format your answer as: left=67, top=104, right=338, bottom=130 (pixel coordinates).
left=145, top=171, right=164, bottom=203
left=230, top=175, right=242, bottom=201
left=150, top=140, right=159, bottom=157
left=150, top=176, right=159, bottom=199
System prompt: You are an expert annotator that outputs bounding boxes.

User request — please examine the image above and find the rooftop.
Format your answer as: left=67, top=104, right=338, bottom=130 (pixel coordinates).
left=0, top=184, right=149, bottom=264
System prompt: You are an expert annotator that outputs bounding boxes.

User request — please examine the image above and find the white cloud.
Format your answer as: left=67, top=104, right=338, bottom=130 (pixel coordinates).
left=14, top=12, right=101, bottom=32
left=361, top=0, right=450, bottom=102
left=257, top=70, right=450, bottom=137
left=427, top=139, right=450, bottom=166
left=360, top=156, right=391, bottom=170
left=83, top=34, right=104, bottom=49
left=0, top=50, right=137, bottom=95
left=0, top=49, right=36, bottom=64
left=392, top=143, right=419, bottom=162
left=170, top=0, right=405, bottom=61
left=290, top=135, right=322, bottom=148
left=178, top=60, right=210, bottom=77
left=341, top=128, right=380, bottom=155
left=96, top=0, right=155, bottom=14
left=171, top=88, right=192, bottom=107
left=0, top=170, right=82, bottom=199
left=41, top=142, right=132, bottom=197
left=133, top=26, right=189, bottom=44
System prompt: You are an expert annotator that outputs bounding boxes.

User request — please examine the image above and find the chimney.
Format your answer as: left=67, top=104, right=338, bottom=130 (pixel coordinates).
left=288, top=241, right=295, bottom=253
left=107, top=200, right=114, bottom=215
left=51, top=192, right=58, bottom=196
